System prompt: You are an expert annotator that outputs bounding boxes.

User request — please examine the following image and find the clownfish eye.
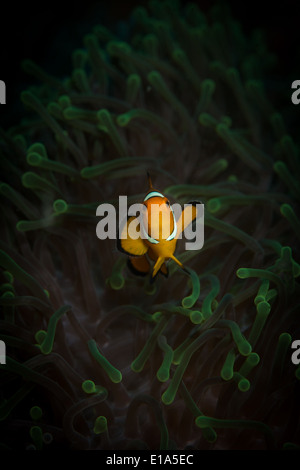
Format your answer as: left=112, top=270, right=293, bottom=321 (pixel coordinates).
left=166, top=200, right=170, bottom=207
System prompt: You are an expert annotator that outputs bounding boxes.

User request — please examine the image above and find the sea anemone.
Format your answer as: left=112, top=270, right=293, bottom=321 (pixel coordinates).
left=0, top=0, right=299, bottom=450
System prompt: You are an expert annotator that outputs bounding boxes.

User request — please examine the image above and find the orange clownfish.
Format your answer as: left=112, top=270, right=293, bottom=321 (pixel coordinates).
left=117, top=174, right=200, bottom=280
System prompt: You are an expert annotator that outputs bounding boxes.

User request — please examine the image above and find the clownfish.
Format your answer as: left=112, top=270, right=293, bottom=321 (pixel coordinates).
left=117, top=173, right=200, bottom=280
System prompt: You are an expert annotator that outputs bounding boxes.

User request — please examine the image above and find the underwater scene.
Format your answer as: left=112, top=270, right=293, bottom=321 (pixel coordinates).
left=0, top=0, right=299, bottom=451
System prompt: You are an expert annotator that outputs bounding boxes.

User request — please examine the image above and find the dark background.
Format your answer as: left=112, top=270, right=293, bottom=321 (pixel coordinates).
left=0, top=0, right=299, bottom=128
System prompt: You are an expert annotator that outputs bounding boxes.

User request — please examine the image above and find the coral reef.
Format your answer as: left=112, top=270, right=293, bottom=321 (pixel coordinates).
left=0, top=0, right=299, bottom=450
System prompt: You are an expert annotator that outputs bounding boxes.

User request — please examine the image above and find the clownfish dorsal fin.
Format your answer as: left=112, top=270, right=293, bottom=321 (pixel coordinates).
left=147, top=171, right=153, bottom=190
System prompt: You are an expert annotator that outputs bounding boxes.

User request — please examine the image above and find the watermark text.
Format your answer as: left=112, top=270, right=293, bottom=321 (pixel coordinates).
left=96, top=197, right=204, bottom=250
left=0, top=80, right=6, bottom=104
left=291, top=80, right=300, bottom=105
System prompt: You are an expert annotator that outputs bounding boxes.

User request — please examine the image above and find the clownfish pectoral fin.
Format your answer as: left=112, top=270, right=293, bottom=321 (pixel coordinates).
left=127, top=255, right=150, bottom=276
left=117, top=216, right=148, bottom=257
left=176, top=201, right=202, bottom=239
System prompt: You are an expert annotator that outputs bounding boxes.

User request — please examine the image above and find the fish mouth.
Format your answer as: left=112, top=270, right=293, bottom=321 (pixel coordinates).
left=141, top=206, right=177, bottom=243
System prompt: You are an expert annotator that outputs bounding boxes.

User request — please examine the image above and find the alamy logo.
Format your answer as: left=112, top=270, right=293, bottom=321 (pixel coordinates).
left=0, top=80, right=6, bottom=104
left=291, top=80, right=300, bottom=105
left=0, top=340, right=6, bottom=364
left=95, top=198, right=204, bottom=250
left=291, top=340, right=300, bottom=365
